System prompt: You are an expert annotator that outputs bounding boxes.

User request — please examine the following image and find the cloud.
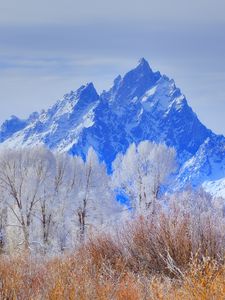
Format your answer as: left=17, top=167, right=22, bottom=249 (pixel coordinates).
left=0, top=0, right=224, bottom=134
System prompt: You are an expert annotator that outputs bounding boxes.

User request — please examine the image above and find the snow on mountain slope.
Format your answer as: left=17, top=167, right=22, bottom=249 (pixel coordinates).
left=1, top=83, right=99, bottom=151
left=0, top=112, right=40, bottom=143
left=203, top=178, right=225, bottom=199
left=0, top=115, right=28, bottom=142
left=178, top=134, right=225, bottom=187
left=0, top=58, right=224, bottom=196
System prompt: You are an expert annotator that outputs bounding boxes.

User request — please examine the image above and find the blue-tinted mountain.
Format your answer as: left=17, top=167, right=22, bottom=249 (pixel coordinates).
left=0, top=58, right=224, bottom=194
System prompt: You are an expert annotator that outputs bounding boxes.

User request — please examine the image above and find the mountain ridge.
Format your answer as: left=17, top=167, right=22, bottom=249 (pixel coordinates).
left=1, top=59, right=224, bottom=196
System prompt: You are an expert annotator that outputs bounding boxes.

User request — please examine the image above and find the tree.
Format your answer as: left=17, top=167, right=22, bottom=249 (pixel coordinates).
left=71, top=148, right=121, bottom=242
left=112, top=141, right=177, bottom=215
left=0, top=146, right=122, bottom=253
left=32, top=147, right=56, bottom=251
left=0, top=187, right=7, bottom=253
left=0, top=147, right=55, bottom=251
left=52, top=153, right=83, bottom=251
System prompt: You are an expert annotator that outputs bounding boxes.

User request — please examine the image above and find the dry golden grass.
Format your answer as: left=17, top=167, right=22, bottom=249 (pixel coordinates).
left=0, top=212, right=225, bottom=300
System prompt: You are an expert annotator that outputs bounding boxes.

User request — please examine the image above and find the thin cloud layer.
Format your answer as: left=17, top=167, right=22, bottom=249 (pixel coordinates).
left=0, top=1, right=225, bottom=134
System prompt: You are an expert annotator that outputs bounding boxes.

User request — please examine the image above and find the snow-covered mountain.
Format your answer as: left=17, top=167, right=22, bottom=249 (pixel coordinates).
left=1, top=58, right=225, bottom=195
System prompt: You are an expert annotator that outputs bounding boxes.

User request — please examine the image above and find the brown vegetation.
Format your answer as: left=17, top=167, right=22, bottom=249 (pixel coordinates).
left=0, top=208, right=225, bottom=300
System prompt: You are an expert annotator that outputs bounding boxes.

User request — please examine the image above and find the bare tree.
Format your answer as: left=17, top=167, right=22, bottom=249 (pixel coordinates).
left=0, top=147, right=54, bottom=251
left=112, top=141, right=177, bottom=215
left=0, top=146, right=122, bottom=253
left=0, top=188, right=7, bottom=253
left=33, top=148, right=56, bottom=251
left=70, top=148, right=121, bottom=242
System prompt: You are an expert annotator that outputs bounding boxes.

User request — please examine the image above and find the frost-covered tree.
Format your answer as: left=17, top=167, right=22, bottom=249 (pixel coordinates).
left=71, top=148, right=121, bottom=242
left=51, top=153, right=83, bottom=251
left=112, top=141, right=177, bottom=215
left=0, top=147, right=55, bottom=251
left=0, top=146, right=121, bottom=253
left=167, top=188, right=225, bottom=257
left=32, top=148, right=56, bottom=251
left=0, top=187, right=7, bottom=253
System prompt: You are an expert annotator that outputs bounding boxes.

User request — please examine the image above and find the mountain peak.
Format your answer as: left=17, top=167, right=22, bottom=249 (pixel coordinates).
left=105, top=58, right=161, bottom=102
left=77, top=82, right=97, bottom=93
left=133, top=57, right=153, bottom=75
left=138, top=57, right=151, bottom=68
left=0, top=115, right=28, bottom=143
left=121, top=57, right=161, bottom=87
left=85, top=82, right=95, bottom=90
left=75, top=82, right=99, bottom=102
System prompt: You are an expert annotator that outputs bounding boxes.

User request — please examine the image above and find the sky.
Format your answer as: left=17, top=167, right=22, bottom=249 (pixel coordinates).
left=0, top=0, right=225, bottom=134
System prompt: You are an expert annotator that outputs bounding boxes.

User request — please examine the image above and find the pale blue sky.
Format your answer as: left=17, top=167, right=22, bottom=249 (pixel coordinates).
left=0, top=0, right=225, bottom=134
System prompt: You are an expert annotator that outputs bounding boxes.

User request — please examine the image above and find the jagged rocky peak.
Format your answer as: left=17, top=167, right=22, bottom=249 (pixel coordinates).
left=122, top=58, right=160, bottom=85
left=0, top=115, right=28, bottom=142
left=27, top=111, right=39, bottom=122
left=76, top=82, right=99, bottom=100
left=61, top=82, right=99, bottom=104
left=68, top=82, right=99, bottom=111
left=102, top=58, right=162, bottom=105
left=44, top=82, right=100, bottom=121
left=0, top=115, right=26, bottom=130
left=136, top=57, right=153, bottom=72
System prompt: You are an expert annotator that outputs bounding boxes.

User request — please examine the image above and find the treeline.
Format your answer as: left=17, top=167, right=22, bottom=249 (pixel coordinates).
left=0, top=141, right=224, bottom=255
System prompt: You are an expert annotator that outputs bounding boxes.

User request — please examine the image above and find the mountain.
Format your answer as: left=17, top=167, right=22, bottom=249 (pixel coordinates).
left=0, top=115, right=28, bottom=142
left=0, top=58, right=225, bottom=195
